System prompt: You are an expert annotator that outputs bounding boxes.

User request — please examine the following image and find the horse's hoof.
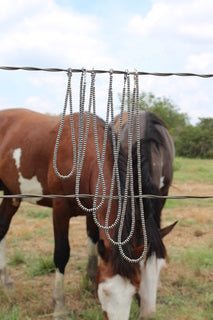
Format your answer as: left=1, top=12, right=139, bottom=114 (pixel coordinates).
left=54, top=316, right=70, bottom=320
left=53, top=307, right=72, bottom=320
left=53, top=313, right=71, bottom=320
left=4, top=277, right=14, bottom=289
left=0, top=268, right=14, bottom=289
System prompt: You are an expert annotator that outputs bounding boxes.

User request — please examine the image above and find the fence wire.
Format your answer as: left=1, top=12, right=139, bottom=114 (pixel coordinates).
left=0, top=65, right=212, bottom=202
left=0, top=193, right=213, bottom=200
left=1, top=65, right=213, bottom=77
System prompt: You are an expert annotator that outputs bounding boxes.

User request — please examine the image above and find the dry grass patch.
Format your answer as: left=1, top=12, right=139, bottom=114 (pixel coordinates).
left=0, top=179, right=213, bottom=319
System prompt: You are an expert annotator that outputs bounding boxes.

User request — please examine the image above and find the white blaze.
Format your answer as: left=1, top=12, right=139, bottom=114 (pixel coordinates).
left=13, top=148, right=43, bottom=203
left=139, top=253, right=166, bottom=318
left=98, top=275, right=136, bottom=320
left=160, top=176, right=165, bottom=189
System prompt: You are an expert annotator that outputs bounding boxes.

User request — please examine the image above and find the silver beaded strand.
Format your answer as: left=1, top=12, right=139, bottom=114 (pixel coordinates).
left=53, top=68, right=77, bottom=179
left=53, top=69, right=148, bottom=263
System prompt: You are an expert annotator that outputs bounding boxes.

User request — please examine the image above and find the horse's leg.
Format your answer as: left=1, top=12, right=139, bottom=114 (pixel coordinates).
left=86, top=213, right=99, bottom=282
left=0, top=197, right=20, bottom=287
left=52, top=200, right=71, bottom=320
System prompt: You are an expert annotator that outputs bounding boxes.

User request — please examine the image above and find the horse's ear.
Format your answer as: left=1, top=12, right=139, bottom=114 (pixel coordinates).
left=160, top=221, right=178, bottom=238
left=98, top=240, right=108, bottom=261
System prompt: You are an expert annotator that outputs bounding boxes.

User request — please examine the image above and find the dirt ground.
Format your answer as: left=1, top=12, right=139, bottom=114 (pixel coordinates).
left=1, top=181, right=213, bottom=319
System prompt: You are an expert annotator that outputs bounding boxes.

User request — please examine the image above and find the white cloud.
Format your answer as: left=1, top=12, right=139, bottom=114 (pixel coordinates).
left=0, top=0, right=116, bottom=67
left=128, top=3, right=171, bottom=37
left=124, top=0, right=213, bottom=124
left=179, top=90, right=212, bottom=123
left=185, top=53, right=213, bottom=73
left=127, top=0, right=213, bottom=43
left=0, top=0, right=119, bottom=117
left=25, top=96, right=54, bottom=113
left=0, top=0, right=212, bottom=125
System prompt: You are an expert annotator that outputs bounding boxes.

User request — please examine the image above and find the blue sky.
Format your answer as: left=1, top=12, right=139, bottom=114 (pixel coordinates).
left=0, top=0, right=213, bottom=123
left=57, top=0, right=151, bottom=17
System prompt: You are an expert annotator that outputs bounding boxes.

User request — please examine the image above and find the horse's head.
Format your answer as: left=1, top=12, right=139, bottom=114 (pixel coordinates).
left=96, top=239, right=140, bottom=320
left=96, top=221, right=177, bottom=320
left=97, top=110, right=176, bottom=319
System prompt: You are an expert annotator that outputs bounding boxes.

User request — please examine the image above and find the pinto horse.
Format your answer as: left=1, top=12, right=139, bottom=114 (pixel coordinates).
left=89, top=111, right=176, bottom=318
left=0, top=108, right=176, bottom=320
left=0, top=108, right=118, bottom=319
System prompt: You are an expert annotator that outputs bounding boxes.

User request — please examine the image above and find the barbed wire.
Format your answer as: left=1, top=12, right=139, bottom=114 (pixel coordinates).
left=1, top=66, right=213, bottom=78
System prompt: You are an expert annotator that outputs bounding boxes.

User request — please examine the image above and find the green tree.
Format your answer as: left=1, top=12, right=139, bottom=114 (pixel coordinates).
left=197, top=117, right=213, bottom=130
left=120, top=91, right=213, bottom=158
left=176, top=118, right=213, bottom=158
left=136, top=92, right=189, bottom=140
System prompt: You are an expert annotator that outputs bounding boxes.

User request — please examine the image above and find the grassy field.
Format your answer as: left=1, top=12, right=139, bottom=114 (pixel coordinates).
left=0, top=157, right=213, bottom=320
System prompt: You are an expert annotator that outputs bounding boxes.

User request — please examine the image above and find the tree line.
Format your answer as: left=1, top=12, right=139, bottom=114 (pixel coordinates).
left=129, top=92, right=213, bottom=159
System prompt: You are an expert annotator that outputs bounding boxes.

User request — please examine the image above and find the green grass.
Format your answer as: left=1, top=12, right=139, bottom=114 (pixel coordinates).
left=173, top=157, right=213, bottom=183
left=165, top=197, right=213, bottom=209
left=77, top=299, right=140, bottom=320
left=165, top=156, right=213, bottom=209
left=7, top=249, right=55, bottom=278
left=8, top=250, right=25, bottom=266
left=129, top=300, right=140, bottom=320
left=78, top=275, right=104, bottom=320
left=161, top=244, right=213, bottom=320
left=27, top=253, right=55, bottom=278
left=172, top=244, right=213, bottom=271
left=26, top=208, right=51, bottom=219
left=0, top=306, right=20, bottom=320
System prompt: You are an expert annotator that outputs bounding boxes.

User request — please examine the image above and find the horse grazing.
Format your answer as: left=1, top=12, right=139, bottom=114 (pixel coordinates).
left=0, top=108, right=176, bottom=320
left=91, top=111, right=176, bottom=319
left=0, top=108, right=118, bottom=319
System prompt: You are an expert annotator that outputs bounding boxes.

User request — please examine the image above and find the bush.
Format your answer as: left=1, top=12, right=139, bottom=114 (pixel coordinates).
left=176, top=120, right=213, bottom=158
left=123, top=91, right=213, bottom=159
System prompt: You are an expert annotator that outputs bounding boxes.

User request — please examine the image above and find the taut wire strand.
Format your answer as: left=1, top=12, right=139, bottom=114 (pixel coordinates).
left=1, top=193, right=213, bottom=200
left=1, top=65, right=213, bottom=77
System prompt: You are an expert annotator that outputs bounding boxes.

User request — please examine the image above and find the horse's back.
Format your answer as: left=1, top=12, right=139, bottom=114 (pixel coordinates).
left=0, top=108, right=59, bottom=145
left=0, top=109, right=60, bottom=197
left=0, top=109, right=112, bottom=206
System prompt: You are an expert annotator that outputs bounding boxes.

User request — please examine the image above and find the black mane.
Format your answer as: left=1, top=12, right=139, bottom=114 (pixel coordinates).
left=111, top=111, right=168, bottom=278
